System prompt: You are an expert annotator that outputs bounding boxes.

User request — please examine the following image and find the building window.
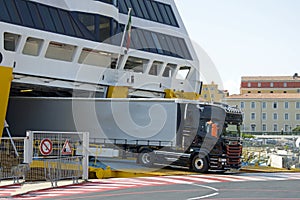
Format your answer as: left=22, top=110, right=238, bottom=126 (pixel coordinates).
left=284, top=113, right=289, bottom=120
left=240, top=102, right=245, bottom=109
left=273, top=102, right=278, bottom=109
left=296, top=114, right=300, bottom=121
left=251, top=124, right=256, bottom=132
left=262, top=113, right=267, bottom=120
left=273, top=124, right=278, bottom=132
left=283, top=82, right=287, bottom=87
left=270, top=82, right=274, bottom=87
left=262, top=102, right=267, bottom=109
left=251, top=113, right=256, bottom=120
left=296, top=102, right=300, bottom=109
left=262, top=124, right=267, bottom=132
left=258, top=82, right=261, bottom=87
left=247, top=82, right=251, bottom=87
left=273, top=113, right=278, bottom=120
left=284, top=125, right=289, bottom=132
left=284, top=102, right=289, bottom=109
left=251, top=102, right=256, bottom=109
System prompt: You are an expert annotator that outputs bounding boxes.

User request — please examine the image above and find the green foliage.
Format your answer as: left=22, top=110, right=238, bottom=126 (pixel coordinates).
left=242, top=133, right=255, bottom=139
left=292, top=126, right=300, bottom=132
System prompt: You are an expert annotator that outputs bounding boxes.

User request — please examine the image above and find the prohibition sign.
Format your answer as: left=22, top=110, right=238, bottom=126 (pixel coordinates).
left=40, top=138, right=53, bottom=156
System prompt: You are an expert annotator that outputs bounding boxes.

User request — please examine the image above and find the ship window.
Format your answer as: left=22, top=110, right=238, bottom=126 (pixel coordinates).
left=171, top=37, right=184, bottom=58
left=176, top=66, right=191, bottom=80
left=78, top=48, right=116, bottom=68
left=178, top=38, right=192, bottom=60
left=144, top=0, right=158, bottom=22
left=138, top=0, right=150, bottom=20
left=124, top=57, right=149, bottom=73
left=149, top=61, right=163, bottom=76
left=124, top=0, right=136, bottom=16
left=99, top=16, right=111, bottom=42
left=131, top=28, right=142, bottom=50
left=77, top=13, right=96, bottom=36
left=59, top=10, right=76, bottom=36
left=151, top=32, right=163, bottom=54
left=23, top=37, right=43, bottom=56
left=130, top=0, right=144, bottom=18
left=119, top=0, right=128, bottom=13
left=27, top=2, right=44, bottom=29
left=158, top=3, right=171, bottom=25
left=143, top=30, right=157, bottom=53
left=136, top=29, right=149, bottom=52
left=49, top=8, right=65, bottom=34
left=0, top=0, right=10, bottom=22
left=165, top=35, right=176, bottom=56
left=45, top=42, right=76, bottom=62
left=163, top=63, right=177, bottom=78
left=157, top=34, right=171, bottom=56
left=15, top=0, right=34, bottom=27
left=4, top=32, right=20, bottom=52
left=4, top=0, right=21, bottom=24
left=151, top=1, right=164, bottom=23
left=165, top=4, right=178, bottom=26
left=38, top=4, right=56, bottom=32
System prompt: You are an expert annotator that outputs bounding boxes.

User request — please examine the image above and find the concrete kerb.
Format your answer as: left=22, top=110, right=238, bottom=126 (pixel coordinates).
left=240, top=166, right=300, bottom=173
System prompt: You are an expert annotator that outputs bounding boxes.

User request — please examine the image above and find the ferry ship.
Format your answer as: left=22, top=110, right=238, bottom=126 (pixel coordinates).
left=0, top=0, right=201, bottom=99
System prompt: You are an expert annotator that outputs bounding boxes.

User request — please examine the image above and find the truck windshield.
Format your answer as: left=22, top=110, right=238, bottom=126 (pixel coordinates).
left=223, top=124, right=240, bottom=138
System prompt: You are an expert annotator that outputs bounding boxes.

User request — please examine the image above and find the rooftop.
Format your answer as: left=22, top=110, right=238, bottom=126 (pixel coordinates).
left=241, top=75, right=300, bottom=82
left=226, top=93, right=300, bottom=99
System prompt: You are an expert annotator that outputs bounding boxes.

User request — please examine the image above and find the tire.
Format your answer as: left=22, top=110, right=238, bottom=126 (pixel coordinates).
left=139, top=149, right=153, bottom=167
left=191, top=156, right=209, bottom=173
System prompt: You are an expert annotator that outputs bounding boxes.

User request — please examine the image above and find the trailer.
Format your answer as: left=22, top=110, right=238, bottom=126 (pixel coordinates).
left=7, top=97, right=243, bottom=172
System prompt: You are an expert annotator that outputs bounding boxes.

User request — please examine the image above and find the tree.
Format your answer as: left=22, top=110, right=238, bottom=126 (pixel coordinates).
left=292, top=126, right=300, bottom=132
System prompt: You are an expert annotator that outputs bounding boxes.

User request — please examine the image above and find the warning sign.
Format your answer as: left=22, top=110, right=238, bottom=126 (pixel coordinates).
left=40, top=138, right=53, bottom=156
left=61, top=139, right=72, bottom=155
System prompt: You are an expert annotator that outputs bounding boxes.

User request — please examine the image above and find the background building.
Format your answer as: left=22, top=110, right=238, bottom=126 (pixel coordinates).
left=240, top=73, right=300, bottom=94
left=226, top=93, right=300, bottom=133
left=200, top=81, right=227, bottom=102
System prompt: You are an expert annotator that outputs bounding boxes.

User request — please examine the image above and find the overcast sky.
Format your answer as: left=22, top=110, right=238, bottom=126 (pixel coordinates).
left=175, top=0, right=300, bottom=94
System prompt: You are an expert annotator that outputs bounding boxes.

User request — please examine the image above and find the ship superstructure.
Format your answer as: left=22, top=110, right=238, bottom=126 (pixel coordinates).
left=0, top=0, right=201, bottom=98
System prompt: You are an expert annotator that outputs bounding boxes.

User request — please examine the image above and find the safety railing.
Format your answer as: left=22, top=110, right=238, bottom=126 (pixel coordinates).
left=44, top=156, right=83, bottom=187
left=11, top=164, right=30, bottom=183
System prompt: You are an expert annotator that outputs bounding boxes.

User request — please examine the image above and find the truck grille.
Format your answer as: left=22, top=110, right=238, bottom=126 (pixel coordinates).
left=226, top=144, right=242, bottom=165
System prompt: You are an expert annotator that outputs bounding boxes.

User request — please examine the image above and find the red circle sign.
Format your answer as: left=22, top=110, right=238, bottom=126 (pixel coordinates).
left=40, top=138, right=53, bottom=156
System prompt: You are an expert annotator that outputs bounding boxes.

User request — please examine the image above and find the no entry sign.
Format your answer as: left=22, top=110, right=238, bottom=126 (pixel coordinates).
left=40, top=138, right=53, bottom=156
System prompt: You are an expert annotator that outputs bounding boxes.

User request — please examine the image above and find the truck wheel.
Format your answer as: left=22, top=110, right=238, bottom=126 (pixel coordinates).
left=139, top=149, right=153, bottom=167
left=191, top=156, right=209, bottom=173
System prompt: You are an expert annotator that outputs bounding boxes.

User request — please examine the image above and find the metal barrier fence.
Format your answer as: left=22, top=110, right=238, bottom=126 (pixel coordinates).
left=24, top=131, right=89, bottom=185
left=0, top=137, right=25, bottom=182
left=44, top=156, right=83, bottom=187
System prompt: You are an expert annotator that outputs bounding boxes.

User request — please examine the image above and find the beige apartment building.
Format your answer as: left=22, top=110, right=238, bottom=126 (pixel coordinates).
left=200, top=81, right=228, bottom=102
left=225, top=93, right=300, bottom=133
